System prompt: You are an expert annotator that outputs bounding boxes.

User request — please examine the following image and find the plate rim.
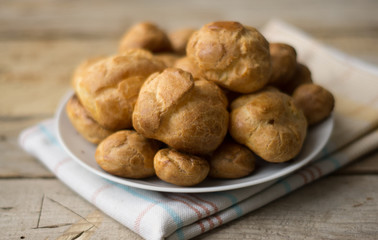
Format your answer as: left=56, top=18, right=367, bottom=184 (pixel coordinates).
left=55, top=90, right=334, bottom=193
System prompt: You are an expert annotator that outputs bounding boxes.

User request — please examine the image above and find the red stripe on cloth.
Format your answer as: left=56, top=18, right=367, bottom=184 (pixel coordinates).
left=298, top=171, right=308, bottom=184
left=191, top=194, right=223, bottom=225
left=209, top=215, right=222, bottom=229
left=53, top=157, right=71, bottom=174
left=90, top=184, right=113, bottom=204
left=211, top=213, right=222, bottom=226
left=177, top=195, right=215, bottom=230
left=20, top=127, right=39, bottom=146
left=191, top=194, right=219, bottom=212
left=164, top=194, right=205, bottom=233
left=196, top=214, right=222, bottom=231
left=179, top=195, right=211, bottom=215
left=305, top=168, right=316, bottom=181
left=313, top=165, right=323, bottom=177
left=134, top=202, right=158, bottom=234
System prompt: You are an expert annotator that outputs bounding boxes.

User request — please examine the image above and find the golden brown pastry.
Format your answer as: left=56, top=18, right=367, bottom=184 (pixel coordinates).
left=66, top=94, right=114, bottom=144
left=154, top=148, right=209, bottom=186
left=169, top=28, right=196, bottom=55
left=173, top=56, right=201, bottom=79
left=155, top=53, right=180, bottom=67
left=75, top=49, right=166, bottom=130
left=132, top=68, right=229, bottom=155
left=230, top=88, right=307, bottom=163
left=186, top=21, right=271, bottom=93
left=268, top=43, right=297, bottom=88
left=293, top=83, right=335, bottom=125
left=95, top=130, right=160, bottom=178
left=209, top=140, right=255, bottom=179
left=119, top=22, right=172, bottom=53
left=281, top=63, right=313, bottom=95
left=71, top=56, right=105, bottom=88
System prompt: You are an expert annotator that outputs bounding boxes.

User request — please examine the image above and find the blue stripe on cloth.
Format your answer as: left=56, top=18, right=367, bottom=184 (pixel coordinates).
left=114, top=183, right=185, bottom=240
left=321, top=146, right=330, bottom=157
left=328, top=157, right=341, bottom=169
left=214, top=192, right=243, bottom=217
left=38, top=124, right=60, bottom=146
left=321, top=146, right=341, bottom=169
left=279, top=179, right=292, bottom=193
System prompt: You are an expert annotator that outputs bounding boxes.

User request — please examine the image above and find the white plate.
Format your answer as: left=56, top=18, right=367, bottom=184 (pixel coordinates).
left=56, top=91, right=333, bottom=193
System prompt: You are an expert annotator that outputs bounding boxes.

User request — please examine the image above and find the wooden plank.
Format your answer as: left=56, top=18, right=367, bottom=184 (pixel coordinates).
left=198, top=175, right=378, bottom=240
left=0, top=40, right=117, bottom=117
left=1, top=176, right=377, bottom=239
left=0, top=179, right=142, bottom=239
left=0, top=116, right=54, bottom=178
left=0, top=0, right=377, bottom=39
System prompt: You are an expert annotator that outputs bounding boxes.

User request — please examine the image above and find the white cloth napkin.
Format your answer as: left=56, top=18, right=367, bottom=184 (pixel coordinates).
left=19, top=20, right=378, bottom=240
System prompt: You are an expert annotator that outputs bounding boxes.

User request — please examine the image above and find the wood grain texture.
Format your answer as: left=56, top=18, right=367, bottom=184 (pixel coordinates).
left=0, top=116, right=54, bottom=178
left=0, top=179, right=142, bottom=240
left=1, top=0, right=377, bottom=239
left=198, top=175, right=378, bottom=240
left=1, top=0, right=377, bottom=39
left=0, top=40, right=117, bottom=117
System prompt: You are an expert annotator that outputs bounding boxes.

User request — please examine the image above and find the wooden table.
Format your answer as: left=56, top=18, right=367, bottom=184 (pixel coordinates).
left=1, top=0, right=377, bottom=239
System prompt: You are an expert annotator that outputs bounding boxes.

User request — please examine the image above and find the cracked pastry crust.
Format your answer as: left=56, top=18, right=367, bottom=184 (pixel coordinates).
left=95, top=130, right=160, bottom=178
left=132, top=68, right=229, bottom=155
left=186, top=21, right=271, bottom=93
left=119, top=22, right=172, bottom=53
left=75, top=49, right=166, bottom=130
left=66, top=94, right=114, bottom=144
left=230, top=88, right=307, bottom=163
left=293, top=83, right=335, bottom=125
left=174, top=56, right=201, bottom=79
left=209, top=140, right=255, bottom=179
left=154, top=148, right=209, bottom=186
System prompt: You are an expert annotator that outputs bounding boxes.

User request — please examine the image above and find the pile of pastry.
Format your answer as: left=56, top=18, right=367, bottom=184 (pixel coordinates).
left=67, top=21, right=334, bottom=186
